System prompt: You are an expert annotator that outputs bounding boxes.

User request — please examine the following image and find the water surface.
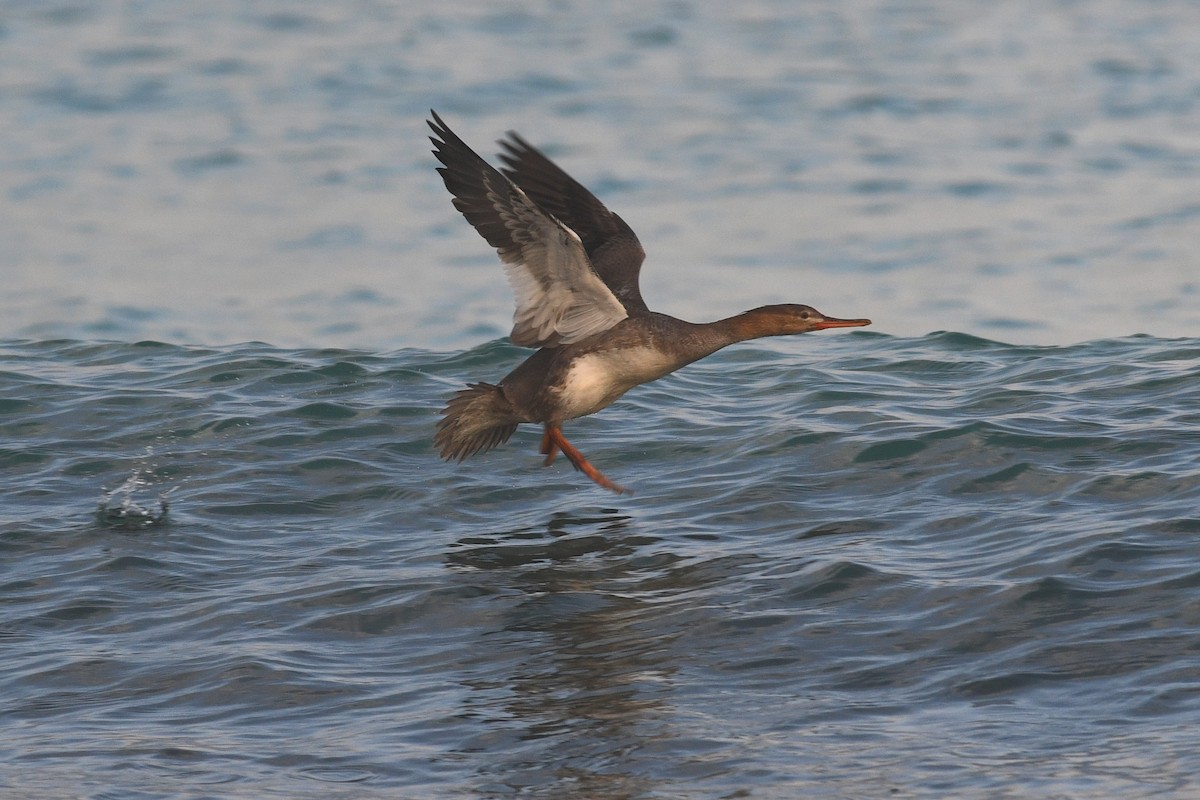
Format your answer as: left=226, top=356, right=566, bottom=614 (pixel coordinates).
left=3, top=334, right=1199, bottom=797
left=2, top=1, right=1200, bottom=797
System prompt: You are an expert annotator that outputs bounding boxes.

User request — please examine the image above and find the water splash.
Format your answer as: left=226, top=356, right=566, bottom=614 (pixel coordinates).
left=97, top=469, right=172, bottom=529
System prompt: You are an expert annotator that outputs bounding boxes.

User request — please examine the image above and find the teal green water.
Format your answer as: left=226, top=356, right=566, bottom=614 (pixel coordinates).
left=3, top=334, right=1199, bottom=797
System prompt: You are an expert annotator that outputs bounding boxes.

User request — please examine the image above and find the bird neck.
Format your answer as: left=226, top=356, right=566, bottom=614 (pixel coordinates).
left=664, top=308, right=796, bottom=365
left=705, top=307, right=797, bottom=346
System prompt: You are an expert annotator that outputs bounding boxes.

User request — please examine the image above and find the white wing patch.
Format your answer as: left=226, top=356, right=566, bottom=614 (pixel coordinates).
left=485, top=172, right=627, bottom=348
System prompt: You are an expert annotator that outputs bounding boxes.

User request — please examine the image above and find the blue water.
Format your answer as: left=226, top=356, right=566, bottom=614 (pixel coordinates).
left=4, top=335, right=1200, bottom=798
left=3, top=1, right=1200, bottom=798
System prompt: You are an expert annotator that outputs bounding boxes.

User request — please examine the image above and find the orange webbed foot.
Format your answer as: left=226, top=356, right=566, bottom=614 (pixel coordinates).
left=542, top=424, right=630, bottom=495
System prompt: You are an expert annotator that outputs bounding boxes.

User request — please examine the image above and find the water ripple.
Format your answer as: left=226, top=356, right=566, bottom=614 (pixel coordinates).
left=2, top=333, right=1199, bottom=797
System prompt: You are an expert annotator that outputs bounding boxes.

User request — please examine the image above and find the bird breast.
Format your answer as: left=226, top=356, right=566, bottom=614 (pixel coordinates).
left=555, top=348, right=679, bottom=420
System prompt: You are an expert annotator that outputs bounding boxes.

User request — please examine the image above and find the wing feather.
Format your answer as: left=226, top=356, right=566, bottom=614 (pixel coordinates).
left=498, top=132, right=648, bottom=314
left=429, top=111, right=627, bottom=348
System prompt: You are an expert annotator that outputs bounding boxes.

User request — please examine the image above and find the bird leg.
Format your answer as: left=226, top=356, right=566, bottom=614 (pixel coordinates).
left=542, top=424, right=630, bottom=495
left=540, top=427, right=559, bottom=466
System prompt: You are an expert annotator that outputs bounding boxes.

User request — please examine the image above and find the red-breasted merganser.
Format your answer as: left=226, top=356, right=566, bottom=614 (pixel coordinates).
left=429, top=111, right=870, bottom=494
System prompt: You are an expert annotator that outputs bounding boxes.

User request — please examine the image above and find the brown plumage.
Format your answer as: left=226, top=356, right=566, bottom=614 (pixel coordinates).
left=429, top=111, right=871, bottom=494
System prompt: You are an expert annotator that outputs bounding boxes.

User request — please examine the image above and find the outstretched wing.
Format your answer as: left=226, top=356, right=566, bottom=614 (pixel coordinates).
left=497, top=131, right=648, bottom=314
left=428, top=111, right=628, bottom=348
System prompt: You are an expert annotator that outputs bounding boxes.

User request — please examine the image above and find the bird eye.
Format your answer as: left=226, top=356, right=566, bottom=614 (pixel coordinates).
left=799, top=310, right=811, bottom=319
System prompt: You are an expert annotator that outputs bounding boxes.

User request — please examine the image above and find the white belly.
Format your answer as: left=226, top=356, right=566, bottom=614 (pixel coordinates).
left=556, top=348, right=678, bottom=420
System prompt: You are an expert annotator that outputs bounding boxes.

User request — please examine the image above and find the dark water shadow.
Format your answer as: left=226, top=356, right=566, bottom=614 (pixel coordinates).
left=443, top=507, right=701, bottom=798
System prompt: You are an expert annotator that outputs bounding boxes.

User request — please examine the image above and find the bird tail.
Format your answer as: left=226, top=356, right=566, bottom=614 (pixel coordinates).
left=435, top=382, right=521, bottom=461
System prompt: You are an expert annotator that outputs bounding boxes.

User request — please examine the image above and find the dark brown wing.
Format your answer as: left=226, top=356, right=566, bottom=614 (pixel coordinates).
left=497, top=131, right=649, bottom=315
left=428, top=111, right=628, bottom=347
